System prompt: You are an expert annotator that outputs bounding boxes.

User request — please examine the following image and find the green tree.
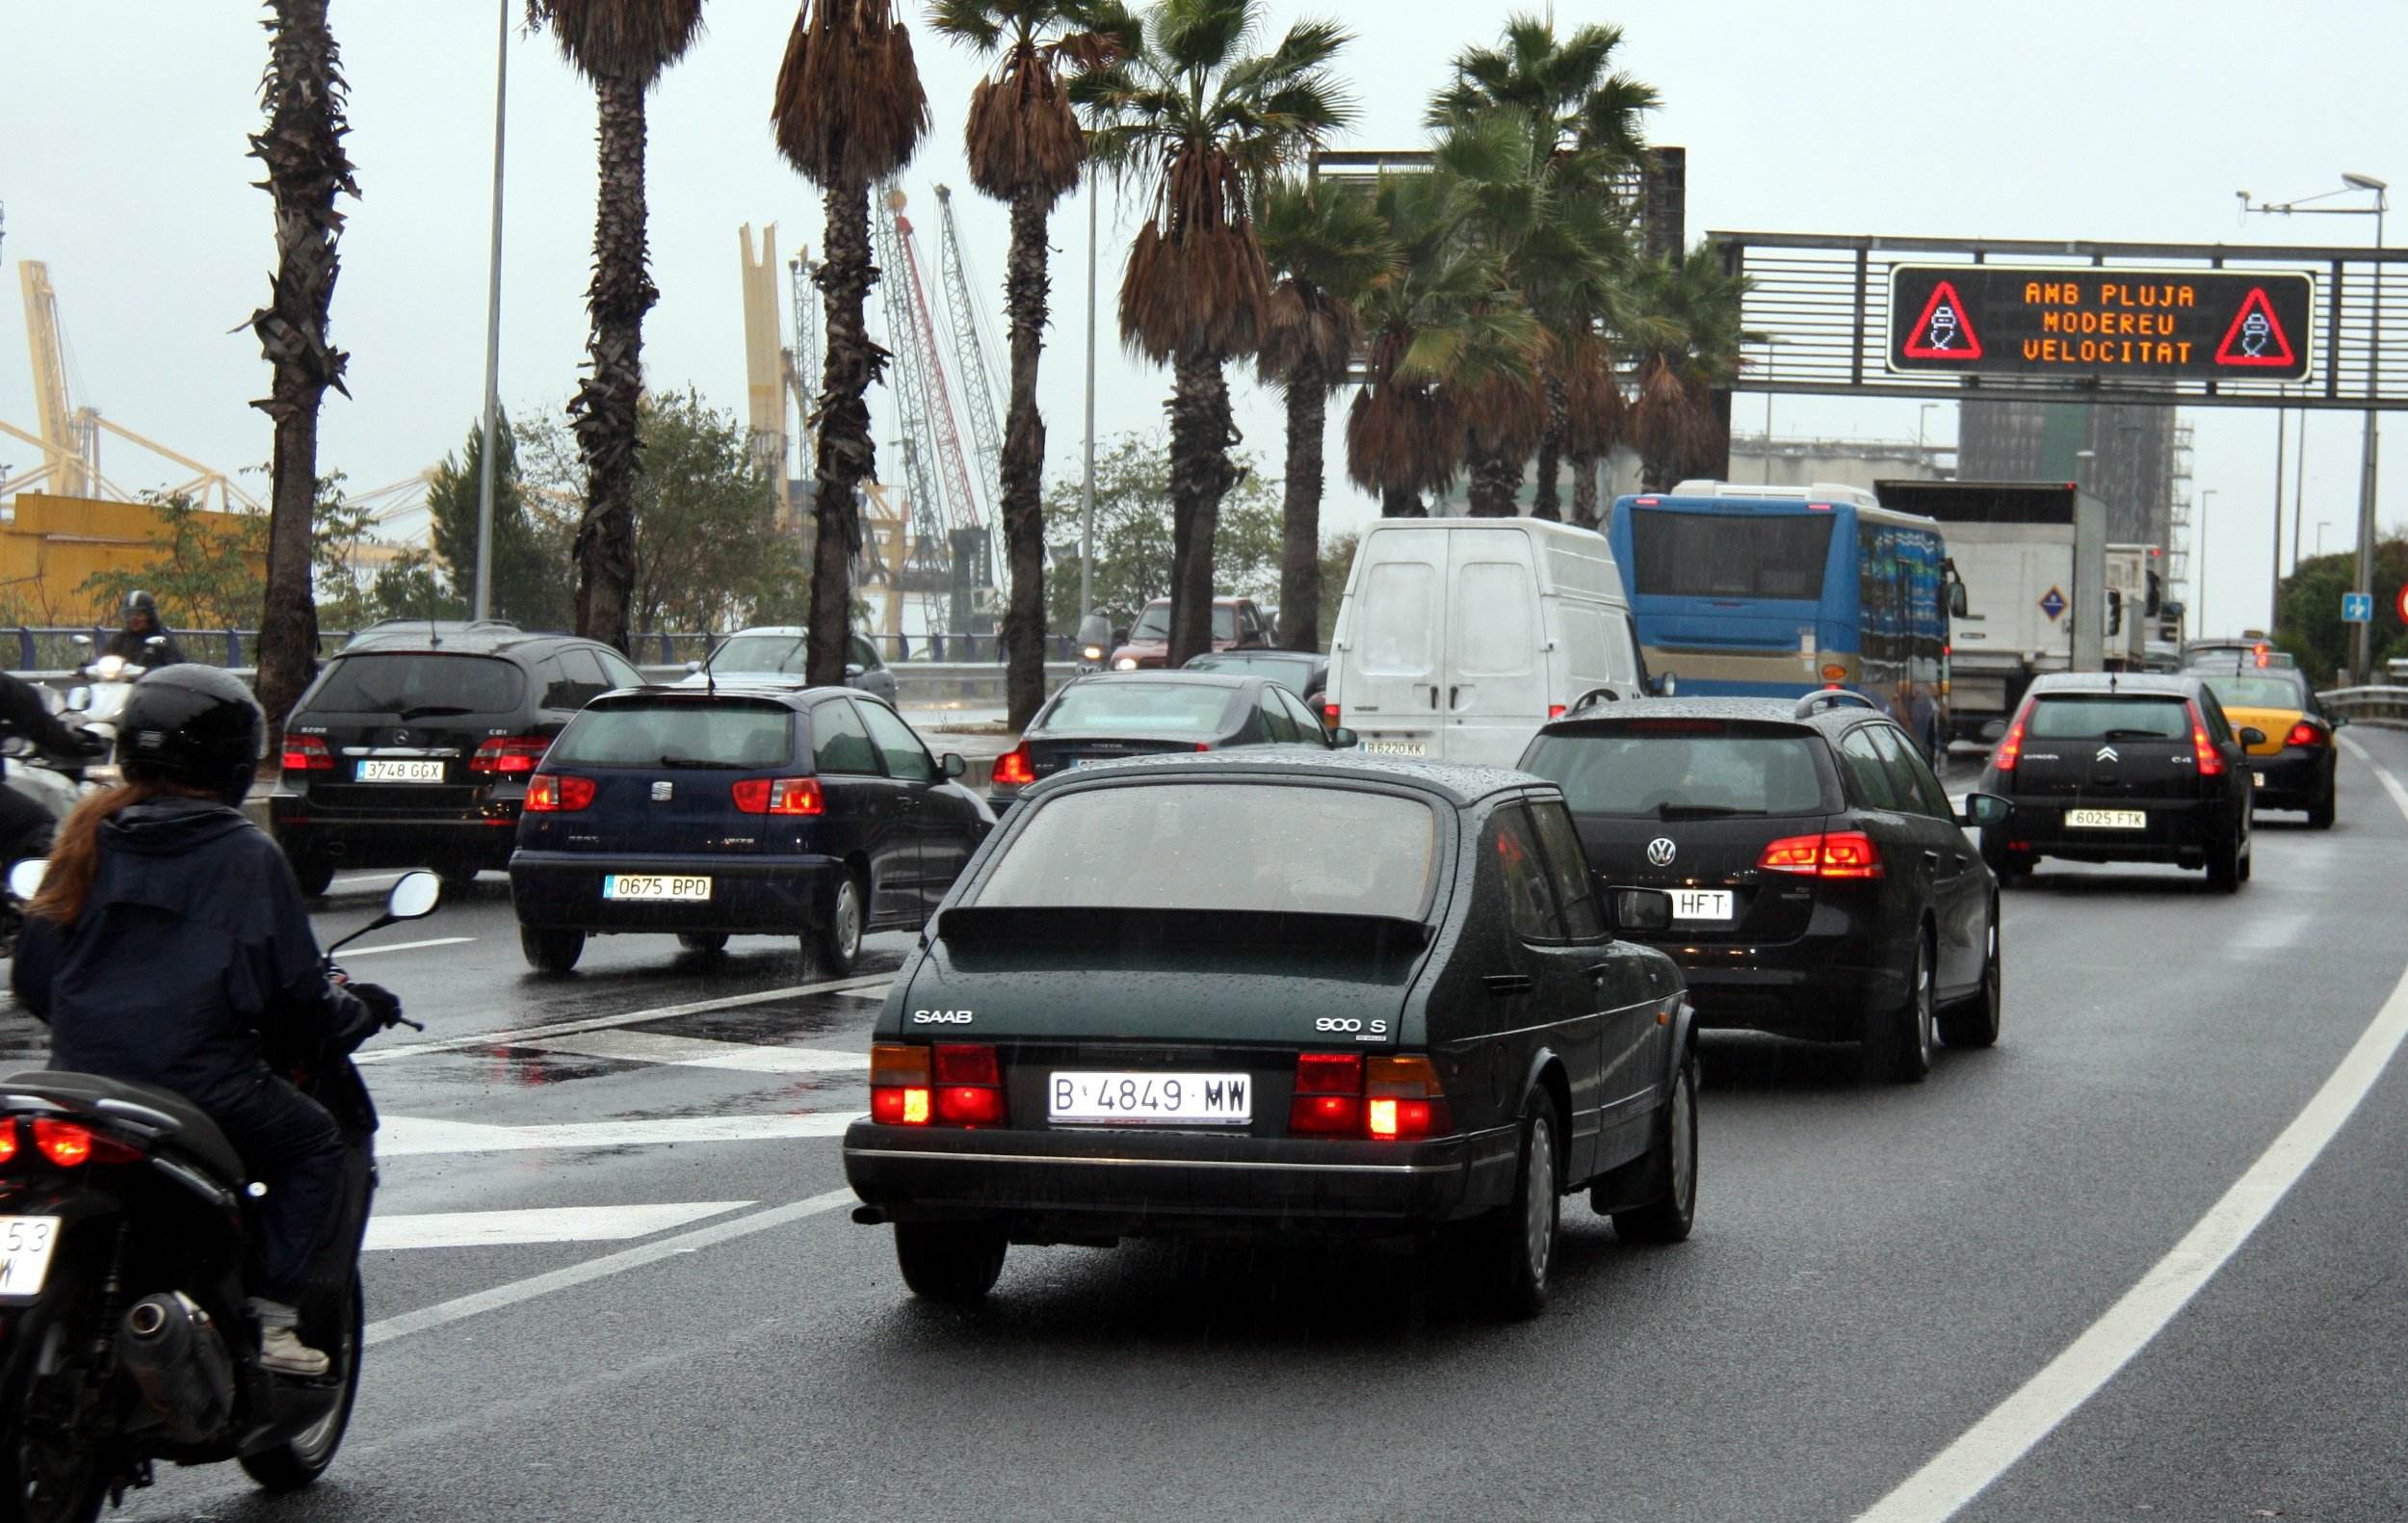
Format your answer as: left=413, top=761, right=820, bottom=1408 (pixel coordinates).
left=525, top=0, right=708, bottom=654
left=1077, top=0, right=1351, bottom=665
left=425, top=411, right=575, bottom=631
left=1624, top=244, right=1755, bottom=489
left=80, top=495, right=266, bottom=631
left=1316, top=529, right=1355, bottom=648
left=2274, top=538, right=2408, bottom=683
left=1041, top=432, right=1279, bottom=635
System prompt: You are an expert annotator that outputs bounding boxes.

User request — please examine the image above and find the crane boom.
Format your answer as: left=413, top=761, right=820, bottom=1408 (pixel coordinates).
left=872, top=190, right=960, bottom=629
left=932, top=186, right=1006, bottom=516
left=18, top=262, right=89, bottom=497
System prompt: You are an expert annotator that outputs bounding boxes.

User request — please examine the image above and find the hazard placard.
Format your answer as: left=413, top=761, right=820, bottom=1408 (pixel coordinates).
left=1887, top=265, right=2315, bottom=382
left=2213, top=287, right=2298, bottom=369
left=1902, top=281, right=1982, bottom=361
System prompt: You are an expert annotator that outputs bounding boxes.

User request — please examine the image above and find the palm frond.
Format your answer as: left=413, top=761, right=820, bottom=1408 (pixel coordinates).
left=526, top=0, right=706, bottom=85
left=772, top=0, right=930, bottom=188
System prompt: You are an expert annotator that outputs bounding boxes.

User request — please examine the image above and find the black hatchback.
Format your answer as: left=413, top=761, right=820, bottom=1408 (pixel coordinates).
left=272, top=624, right=650, bottom=892
left=986, top=671, right=1353, bottom=812
left=1518, top=693, right=2008, bottom=1081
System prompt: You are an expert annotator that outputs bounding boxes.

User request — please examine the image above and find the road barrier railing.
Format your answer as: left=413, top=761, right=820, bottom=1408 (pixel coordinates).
left=2321, top=685, right=2408, bottom=729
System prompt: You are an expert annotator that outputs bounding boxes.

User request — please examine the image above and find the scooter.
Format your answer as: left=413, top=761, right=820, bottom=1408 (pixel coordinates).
left=0, top=867, right=437, bottom=1517
left=64, top=635, right=167, bottom=764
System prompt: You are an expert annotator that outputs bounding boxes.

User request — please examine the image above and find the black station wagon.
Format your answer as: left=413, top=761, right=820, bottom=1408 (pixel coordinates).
left=843, top=750, right=1699, bottom=1317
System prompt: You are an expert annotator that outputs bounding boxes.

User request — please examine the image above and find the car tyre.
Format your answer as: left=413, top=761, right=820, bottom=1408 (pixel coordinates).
left=676, top=932, right=730, bottom=957
left=1479, top=1093, right=1560, bottom=1319
left=893, top=1222, right=1006, bottom=1304
left=810, top=873, right=865, bottom=976
left=1868, top=934, right=1935, bottom=1084
left=2206, top=834, right=2242, bottom=894
left=1610, top=1051, right=1697, bottom=1245
left=2308, top=785, right=2335, bottom=830
left=1938, top=908, right=2002, bottom=1049
left=519, top=926, right=585, bottom=974
left=286, top=842, right=335, bottom=897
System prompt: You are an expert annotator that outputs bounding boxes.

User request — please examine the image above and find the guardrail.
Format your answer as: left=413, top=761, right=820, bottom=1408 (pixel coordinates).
left=2321, top=685, right=2408, bottom=729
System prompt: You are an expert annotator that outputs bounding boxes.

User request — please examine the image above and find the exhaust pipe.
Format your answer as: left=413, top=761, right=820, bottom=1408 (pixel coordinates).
left=118, top=1293, right=234, bottom=1444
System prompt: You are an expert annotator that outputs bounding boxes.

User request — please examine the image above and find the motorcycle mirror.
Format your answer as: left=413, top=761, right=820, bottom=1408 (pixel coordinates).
left=7, top=859, right=47, bottom=902
left=70, top=635, right=92, bottom=650
left=65, top=686, right=91, bottom=713
left=144, top=635, right=167, bottom=649
left=385, top=870, right=442, bottom=923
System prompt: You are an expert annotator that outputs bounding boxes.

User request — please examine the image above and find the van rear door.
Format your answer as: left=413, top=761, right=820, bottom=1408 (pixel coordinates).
left=1334, top=527, right=1448, bottom=757
left=1441, top=529, right=1548, bottom=768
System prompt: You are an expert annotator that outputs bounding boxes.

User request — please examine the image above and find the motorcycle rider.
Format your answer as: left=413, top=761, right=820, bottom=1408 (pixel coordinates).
left=103, top=590, right=187, bottom=667
left=10, top=667, right=403, bottom=1378
left=0, top=670, right=110, bottom=863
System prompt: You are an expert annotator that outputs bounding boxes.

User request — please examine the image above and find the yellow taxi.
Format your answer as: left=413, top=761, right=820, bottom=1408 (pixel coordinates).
left=2195, top=659, right=2337, bottom=828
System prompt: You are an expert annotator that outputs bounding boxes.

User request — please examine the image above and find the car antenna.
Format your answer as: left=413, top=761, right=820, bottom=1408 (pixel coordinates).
left=426, top=586, right=442, bottom=648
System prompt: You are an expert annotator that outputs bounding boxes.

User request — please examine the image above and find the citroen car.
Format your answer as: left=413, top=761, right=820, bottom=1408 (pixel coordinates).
left=2193, top=662, right=2337, bottom=827
left=843, top=750, right=1698, bottom=1318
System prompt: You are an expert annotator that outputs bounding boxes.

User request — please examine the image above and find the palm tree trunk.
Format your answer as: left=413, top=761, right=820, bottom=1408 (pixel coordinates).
left=1275, top=362, right=1325, bottom=651
left=808, top=180, right=881, bottom=688
left=1569, top=449, right=1600, bottom=528
left=1381, top=484, right=1424, bottom=517
left=1001, top=187, right=1050, bottom=731
left=1166, top=352, right=1238, bottom=666
left=1531, top=375, right=1567, bottom=521
left=1466, top=448, right=1520, bottom=516
left=249, top=0, right=353, bottom=752
left=570, top=69, right=654, bottom=655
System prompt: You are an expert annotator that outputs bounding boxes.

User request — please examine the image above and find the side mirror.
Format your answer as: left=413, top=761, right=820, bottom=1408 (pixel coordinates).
left=1651, top=671, right=1679, bottom=698
left=8, top=858, right=47, bottom=902
left=1948, top=582, right=1971, bottom=619
left=1979, top=719, right=2008, bottom=743
left=1610, top=886, right=1674, bottom=936
left=1958, top=792, right=2012, bottom=829
left=386, top=870, right=442, bottom=922
left=940, top=751, right=967, bottom=779
left=844, top=663, right=866, bottom=679
left=1329, top=726, right=1358, bottom=748
left=684, top=659, right=702, bottom=674
left=144, top=635, right=167, bottom=650
left=2238, top=726, right=2267, bottom=748
left=70, top=635, right=92, bottom=650
left=65, top=687, right=91, bottom=713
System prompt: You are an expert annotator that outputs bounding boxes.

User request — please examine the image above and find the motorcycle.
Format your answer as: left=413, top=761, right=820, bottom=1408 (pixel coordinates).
left=1073, top=612, right=1112, bottom=676
left=0, top=738, right=93, bottom=960
left=62, top=636, right=167, bottom=771
left=0, top=867, right=437, bottom=1519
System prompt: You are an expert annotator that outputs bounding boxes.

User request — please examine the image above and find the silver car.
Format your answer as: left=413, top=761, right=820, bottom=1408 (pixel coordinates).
left=677, top=628, right=899, bottom=705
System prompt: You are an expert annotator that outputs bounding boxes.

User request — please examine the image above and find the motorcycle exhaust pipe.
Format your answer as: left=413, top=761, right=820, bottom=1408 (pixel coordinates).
left=118, top=1293, right=235, bottom=1444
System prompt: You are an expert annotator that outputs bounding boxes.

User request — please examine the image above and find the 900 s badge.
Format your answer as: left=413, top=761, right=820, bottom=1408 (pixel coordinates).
left=911, top=1010, right=975, bottom=1025
left=1314, top=1017, right=1387, bottom=1035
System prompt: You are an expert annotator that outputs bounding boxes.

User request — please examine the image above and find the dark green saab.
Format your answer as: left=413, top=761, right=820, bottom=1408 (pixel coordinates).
left=842, top=749, right=1700, bottom=1317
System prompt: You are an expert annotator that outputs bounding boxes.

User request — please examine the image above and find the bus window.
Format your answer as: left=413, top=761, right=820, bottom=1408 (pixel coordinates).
left=1629, top=511, right=1834, bottom=600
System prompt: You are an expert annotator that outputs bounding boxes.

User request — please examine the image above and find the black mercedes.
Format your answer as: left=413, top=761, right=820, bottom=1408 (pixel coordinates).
left=843, top=750, right=1698, bottom=1318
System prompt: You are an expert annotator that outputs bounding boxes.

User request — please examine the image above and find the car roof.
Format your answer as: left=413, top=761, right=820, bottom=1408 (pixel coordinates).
left=335, top=626, right=601, bottom=659
left=1064, top=670, right=1253, bottom=690
left=1017, top=746, right=1543, bottom=808
left=2026, top=672, right=2204, bottom=697
left=1534, top=696, right=1888, bottom=738
left=587, top=682, right=853, bottom=711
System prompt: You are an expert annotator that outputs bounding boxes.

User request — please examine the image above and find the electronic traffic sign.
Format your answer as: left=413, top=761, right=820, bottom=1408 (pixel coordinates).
left=1887, top=265, right=2316, bottom=382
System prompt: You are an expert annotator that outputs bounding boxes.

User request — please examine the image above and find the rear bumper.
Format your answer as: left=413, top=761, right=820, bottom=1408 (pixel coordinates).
left=2246, top=748, right=2332, bottom=808
left=1646, top=920, right=1898, bottom=1040
left=1984, top=793, right=2232, bottom=862
left=270, top=794, right=523, bottom=868
left=842, top=1119, right=1508, bottom=1237
left=508, top=851, right=842, bottom=933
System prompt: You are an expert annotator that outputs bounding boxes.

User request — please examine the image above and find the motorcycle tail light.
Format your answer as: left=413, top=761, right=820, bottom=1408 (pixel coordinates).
left=0, top=1123, right=15, bottom=1166
left=30, top=1118, right=139, bottom=1169
left=281, top=735, right=332, bottom=773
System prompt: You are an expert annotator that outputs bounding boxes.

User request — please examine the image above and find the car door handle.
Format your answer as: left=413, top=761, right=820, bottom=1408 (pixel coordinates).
left=1482, top=973, right=1534, bottom=997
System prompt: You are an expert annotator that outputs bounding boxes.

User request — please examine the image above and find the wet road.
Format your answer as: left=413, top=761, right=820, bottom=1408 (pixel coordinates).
left=9, top=733, right=2408, bottom=1521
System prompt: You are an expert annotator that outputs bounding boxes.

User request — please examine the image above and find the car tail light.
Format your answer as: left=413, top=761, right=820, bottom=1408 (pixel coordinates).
left=992, top=744, right=1035, bottom=788
left=1547, top=704, right=1566, bottom=721
left=870, top=1043, right=932, bottom=1126
left=1365, top=1056, right=1451, bottom=1141
left=0, top=1123, right=16, bottom=1166
left=30, top=1118, right=138, bottom=1168
left=2287, top=721, right=2325, bottom=748
left=2187, top=701, right=2225, bottom=777
left=932, top=1043, right=1006, bottom=1126
left=524, top=774, right=595, bottom=812
left=471, top=736, right=550, bottom=775
left=1757, top=830, right=1883, bottom=879
left=1758, top=833, right=1824, bottom=874
left=1994, top=700, right=2032, bottom=773
left=280, top=735, right=331, bottom=773
left=1322, top=702, right=1341, bottom=729
left=731, top=776, right=824, bottom=815
left=1289, top=1051, right=1364, bottom=1136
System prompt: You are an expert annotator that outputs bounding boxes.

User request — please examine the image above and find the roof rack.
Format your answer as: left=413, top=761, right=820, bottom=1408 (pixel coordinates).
left=1793, top=689, right=1876, bottom=719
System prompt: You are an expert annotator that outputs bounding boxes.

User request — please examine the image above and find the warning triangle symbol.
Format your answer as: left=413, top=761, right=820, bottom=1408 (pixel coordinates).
left=1902, top=279, right=1982, bottom=360
left=2214, top=287, right=2297, bottom=368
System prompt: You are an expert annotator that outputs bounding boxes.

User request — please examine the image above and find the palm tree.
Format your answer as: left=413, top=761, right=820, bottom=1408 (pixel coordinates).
left=249, top=0, right=358, bottom=749
left=772, top=1, right=929, bottom=686
left=1624, top=245, right=1755, bottom=489
left=1255, top=177, right=1394, bottom=649
left=931, top=0, right=1124, bottom=729
left=1078, top=0, right=1351, bottom=666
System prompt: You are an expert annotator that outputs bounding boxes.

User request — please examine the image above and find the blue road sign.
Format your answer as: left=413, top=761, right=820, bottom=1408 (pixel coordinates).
left=2343, top=591, right=2374, bottom=624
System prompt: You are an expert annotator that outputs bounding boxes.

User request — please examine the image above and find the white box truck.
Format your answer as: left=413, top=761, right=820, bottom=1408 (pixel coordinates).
left=1872, top=481, right=2107, bottom=743
left=1324, top=517, right=1648, bottom=769
left=2103, top=543, right=2165, bottom=670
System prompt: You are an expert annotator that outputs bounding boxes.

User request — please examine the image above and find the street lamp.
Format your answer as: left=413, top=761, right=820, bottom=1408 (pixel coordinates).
left=2316, top=520, right=2335, bottom=557
left=2197, top=488, right=2217, bottom=636
left=1918, top=403, right=1942, bottom=452
left=471, top=0, right=511, bottom=622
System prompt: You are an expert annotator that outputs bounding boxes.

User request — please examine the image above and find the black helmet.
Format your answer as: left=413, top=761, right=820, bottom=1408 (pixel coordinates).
left=118, top=666, right=264, bottom=805
left=125, top=591, right=159, bottom=622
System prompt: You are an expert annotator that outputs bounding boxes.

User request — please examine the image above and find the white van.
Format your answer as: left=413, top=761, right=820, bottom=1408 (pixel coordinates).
left=1325, top=517, right=1650, bottom=769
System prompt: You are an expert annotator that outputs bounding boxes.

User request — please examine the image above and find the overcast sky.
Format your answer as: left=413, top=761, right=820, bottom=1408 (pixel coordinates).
left=3, top=0, right=2403, bottom=633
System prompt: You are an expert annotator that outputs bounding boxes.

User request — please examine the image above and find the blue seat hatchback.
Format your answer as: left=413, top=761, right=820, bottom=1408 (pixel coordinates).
left=509, top=685, right=992, bottom=973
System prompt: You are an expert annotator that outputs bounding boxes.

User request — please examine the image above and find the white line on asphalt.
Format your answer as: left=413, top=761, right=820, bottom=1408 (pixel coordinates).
left=340, top=935, right=477, bottom=958
left=1855, top=737, right=2408, bottom=1523
left=362, top=1189, right=857, bottom=1347
left=353, top=973, right=893, bottom=1063
left=364, top=1201, right=753, bottom=1251
left=379, top=1111, right=857, bottom=1155
left=521, top=1029, right=869, bottom=1073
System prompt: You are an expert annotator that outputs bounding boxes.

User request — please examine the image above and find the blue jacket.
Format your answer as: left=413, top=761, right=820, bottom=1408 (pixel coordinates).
left=12, top=798, right=377, bottom=1112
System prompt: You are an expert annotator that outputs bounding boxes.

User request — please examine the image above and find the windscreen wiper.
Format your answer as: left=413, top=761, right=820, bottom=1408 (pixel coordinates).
left=2099, top=727, right=2172, bottom=741
left=395, top=704, right=474, bottom=720
left=656, top=754, right=727, bottom=769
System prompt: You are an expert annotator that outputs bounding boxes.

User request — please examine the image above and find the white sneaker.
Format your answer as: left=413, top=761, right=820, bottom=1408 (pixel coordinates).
left=259, top=1326, right=329, bottom=1379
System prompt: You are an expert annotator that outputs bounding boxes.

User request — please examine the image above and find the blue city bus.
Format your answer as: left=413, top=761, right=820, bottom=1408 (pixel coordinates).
left=1605, top=482, right=1956, bottom=752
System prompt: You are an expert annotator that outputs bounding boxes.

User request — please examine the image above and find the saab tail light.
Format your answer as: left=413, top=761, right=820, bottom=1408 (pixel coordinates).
left=1365, top=1056, right=1451, bottom=1141
left=524, top=774, right=595, bottom=812
left=870, top=1044, right=933, bottom=1126
left=992, top=744, right=1035, bottom=788
left=1289, top=1051, right=1364, bottom=1136
left=932, top=1043, right=1006, bottom=1126
left=470, top=736, right=550, bottom=775
left=731, top=776, right=825, bottom=815
left=280, top=735, right=332, bottom=773
left=2187, top=701, right=2225, bottom=777
left=1757, top=830, right=1883, bottom=879
left=2287, top=721, right=2326, bottom=748
left=29, top=1118, right=138, bottom=1169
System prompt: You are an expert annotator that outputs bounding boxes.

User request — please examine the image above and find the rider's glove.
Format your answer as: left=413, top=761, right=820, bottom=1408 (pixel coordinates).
left=349, top=982, right=406, bottom=1029
left=73, top=731, right=110, bottom=760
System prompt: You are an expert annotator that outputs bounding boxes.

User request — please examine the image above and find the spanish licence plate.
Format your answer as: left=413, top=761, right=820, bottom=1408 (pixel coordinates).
left=1048, top=1071, right=1251, bottom=1125
left=0, top=1217, right=61, bottom=1297
left=355, top=759, right=444, bottom=783
left=2253, top=771, right=2266, bottom=787
left=603, top=874, right=713, bottom=902
left=2065, top=808, right=2147, bottom=830
left=1360, top=740, right=1426, bottom=756
left=1669, top=889, right=1735, bottom=921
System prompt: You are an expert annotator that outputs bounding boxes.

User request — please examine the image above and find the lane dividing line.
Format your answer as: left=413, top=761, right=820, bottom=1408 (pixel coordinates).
left=364, top=1201, right=753, bottom=1251
left=363, top=1188, right=857, bottom=1348
left=1855, top=734, right=2408, bottom=1522
left=354, top=973, right=893, bottom=1064
left=379, top=1112, right=857, bottom=1155
left=340, top=936, right=476, bottom=959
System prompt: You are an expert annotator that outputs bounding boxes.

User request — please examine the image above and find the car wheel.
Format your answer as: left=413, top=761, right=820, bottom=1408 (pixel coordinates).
left=1868, top=934, right=1935, bottom=1084
left=893, top=1222, right=1006, bottom=1304
left=810, top=873, right=865, bottom=976
left=519, top=926, right=585, bottom=974
left=1610, top=1051, right=1697, bottom=1245
left=677, top=932, right=730, bottom=957
left=1938, top=907, right=2002, bottom=1049
left=2309, top=787, right=2336, bottom=830
left=286, top=842, right=334, bottom=897
left=1480, top=1093, right=1560, bottom=1319
left=2206, top=834, right=2241, bottom=894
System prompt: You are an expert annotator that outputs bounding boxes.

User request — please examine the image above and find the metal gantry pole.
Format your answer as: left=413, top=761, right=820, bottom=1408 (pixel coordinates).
left=2351, top=203, right=2385, bottom=685
left=2270, top=404, right=2287, bottom=629
left=1080, top=168, right=1099, bottom=621
left=472, top=0, right=510, bottom=621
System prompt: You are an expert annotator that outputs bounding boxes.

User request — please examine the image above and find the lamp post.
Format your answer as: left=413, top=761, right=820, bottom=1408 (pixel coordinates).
left=2316, top=520, right=2335, bottom=557
left=471, top=0, right=510, bottom=622
left=2197, top=488, right=2217, bottom=636
left=1079, top=165, right=1099, bottom=623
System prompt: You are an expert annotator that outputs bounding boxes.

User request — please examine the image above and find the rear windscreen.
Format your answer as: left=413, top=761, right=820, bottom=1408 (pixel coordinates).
left=977, top=782, right=1438, bottom=919
left=1042, top=682, right=1234, bottom=734
left=1629, top=510, right=1833, bottom=599
left=2201, top=675, right=2303, bottom=710
left=707, top=635, right=807, bottom=674
left=2026, top=696, right=2189, bottom=741
left=547, top=702, right=793, bottom=769
left=1522, top=726, right=1827, bottom=818
left=310, top=654, right=524, bottom=716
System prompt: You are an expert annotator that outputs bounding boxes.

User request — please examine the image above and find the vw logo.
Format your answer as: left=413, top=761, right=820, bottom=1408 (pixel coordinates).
left=1646, top=837, right=1677, bottom=867
left=2096, top=745, right=2120, bottom=763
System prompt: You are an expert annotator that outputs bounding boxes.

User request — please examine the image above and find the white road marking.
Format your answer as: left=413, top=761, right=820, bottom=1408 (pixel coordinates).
left=364, top=1201, right=752, bottom=1251
left=1855, top=737, right=2408, bottom=1523
left=340, top=935, right=477, bottom=959
left=522, top=1029, right=868, bottom=1074
left=355, top=974, right=893, bottom=1064
left=364, top=1189, right=857, bottom=1347
left=379, top=1111, right=858, bottom=1155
